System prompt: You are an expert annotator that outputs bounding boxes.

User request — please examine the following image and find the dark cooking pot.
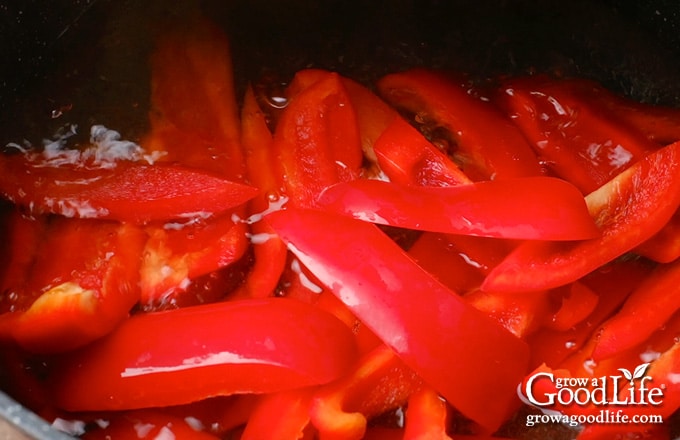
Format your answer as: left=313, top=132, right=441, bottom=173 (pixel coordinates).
left=1, top=1, right=679, bottom=438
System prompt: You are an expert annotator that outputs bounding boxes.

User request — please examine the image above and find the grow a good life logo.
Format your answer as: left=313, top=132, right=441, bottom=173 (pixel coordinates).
left=520, top=363, right=666, bottom=427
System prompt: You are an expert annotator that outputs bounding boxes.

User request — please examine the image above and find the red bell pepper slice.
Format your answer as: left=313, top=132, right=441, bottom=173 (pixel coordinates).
left=309, top=344, right=422, bottom=440
left=496, top=75, right=657, bottom=194
left=143, top=16, right=244, bottom=179
left=373, top=116, right=471, bottom=187
left=266, top=208, right=530, bottom=431
left=403, top=387, right=452, bottom=440
left=483, top=140, right=680, bottom=292
left=0, top=217, right=146, bottom=353
left=273, top=70, right=363, bottom=208
left=464, top=288, right=552, bottom=338
left=49, top=298, right=358, bottom=411
left=526, top=257, right=653, bottom=369
left=635, top=208, right=680, bottom=263
left=545, top=282, right=599, bottom=332
left=317, top=177, right=599, bottom=240
left=240, top=85, right=288, bottom=298
left=341, top=76, right=401, bottom=166
left=377, top=68, right=543, bottom=180
left=0, top=208, right=48, bottom=314
left=530, top=76, right=680, bottom=146
left=590, top=259, right=680, bottom=361
left=139, top=216, right=250, bottom=308
left=407, top=232, right=486, bottom=293
left=241, top=388, right=315, bottom=440
left=0, top=158, right=258, bottom=224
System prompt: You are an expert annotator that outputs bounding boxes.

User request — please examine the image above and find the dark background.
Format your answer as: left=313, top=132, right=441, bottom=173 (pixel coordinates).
left=1, top=0, right=680, bottom=148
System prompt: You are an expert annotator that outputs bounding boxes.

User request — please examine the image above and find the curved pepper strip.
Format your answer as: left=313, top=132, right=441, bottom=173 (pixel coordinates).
left=139, top=215, right=250, bottom=307
left=377, top=68, right=542, bottom=180
left=496, top=76, right=680, bottom=263
left=0, top=208, right=47, bottom=314
left=266, top=208, right=530, bottom=431
left=135, top=19, right=254, bottom=304
left=309, top=344, right=422, bottom=440
left=591, top=258, right=680, bottom=361
left=317, top=177, right=599, bottom=240
left=273, top=70, right=363, bottom=208
left=407, top=232, right=486, bottom=293
left=0, top=217, right=146, bottom=353
left=278, top=258, right=382, bottom=356
left=240, top=85, right=289, bottom=298
left=530, top=76, right=680, bottom=146
left=496, top=75, right=657, bottom=194
left=241, top=388, right=316, bottom=440
left=49, top=298, right=358, bottom=411
left=403, top=387, right=452, bottom=440
left=483, top=140, right=680, bottom=292
left=463, top=288, right=552, bottom=338
left=341, top=77, right=400, bottom=166
left=635, top=209, right=680, bottom=263
left=143, top=16, right=244, bottom=179
left=373, top=116, right=471, bottom=187
left=526, top=257, right=653, bottom=369
left=545, top=282, right=599, bottom=332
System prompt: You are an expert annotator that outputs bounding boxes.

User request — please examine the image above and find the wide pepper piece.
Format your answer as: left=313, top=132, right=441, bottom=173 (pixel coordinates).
left=483, top=140, right=680, bottom=292
left=49, top=298, right=358, bottom=411
left=266, top=208, right=530, bottom=432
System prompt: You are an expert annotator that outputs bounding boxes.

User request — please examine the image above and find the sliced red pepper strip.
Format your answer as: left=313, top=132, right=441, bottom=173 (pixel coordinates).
left=273, top=70, right=363, bottom=208
left=635, top=208, right=680, bottom=263
left=407, top=232, right=486, bottom=293
left=403, top=387, right=452, bottom=440
left=132, top=19, right=253, bottom=305
left=373, top=116, right=471, bottom=187
left=139, top=217, right=249, bottom=307
left=49, top=298, right=358, bottom=411
left=341, top=77, right=400, bottom=166
left=496, top=75, right=657, bottom=194
left=240, top=85, right=288, bottom=298
left=377, top=68, right=542, bottom=180
left=1, top=217, right=146, bottom=353
left=279, top=258, right=382, bottom=356
left=545, top=282, right=599, bottom=332
left=0, top=158, right=258, bottom=224
left=464, top=288, right=552, bottom=338
left=526, top=257, right=653, bottom=369
left=241, top=388, right=315, bottom=440
left=591, top=259, right=680, bottom=361
left=318, top=177, right=599, bottom=240
left=266, top=208, right=530, bottom=431
left=483, top=140, right=680, bottom=292
left=0, top=208, right=48, bottom=313
left=309, top=344, right=422, bottom=440
left=533, top=76, right=680, bottom=146
left=143, top=16, right=244, bottom=178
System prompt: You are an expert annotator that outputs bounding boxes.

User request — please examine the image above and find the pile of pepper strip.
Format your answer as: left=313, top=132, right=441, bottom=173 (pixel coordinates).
left=0, top=16, right=679, bottom=440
